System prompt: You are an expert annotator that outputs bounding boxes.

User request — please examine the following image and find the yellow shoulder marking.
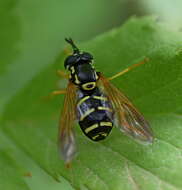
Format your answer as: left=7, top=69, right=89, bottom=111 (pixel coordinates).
left=75, top=74, right=80, bottom=84
left=70, top=66, right=75, bottom=74
left=82, top=82, right=96, bottom=90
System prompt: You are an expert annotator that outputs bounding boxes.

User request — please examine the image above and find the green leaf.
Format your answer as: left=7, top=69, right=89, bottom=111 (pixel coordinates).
left=1, top=16, right=182, bottom=190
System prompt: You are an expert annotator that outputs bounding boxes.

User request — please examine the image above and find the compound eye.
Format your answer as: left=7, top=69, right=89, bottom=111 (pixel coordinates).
left=64, top=55, right=77, bottom=69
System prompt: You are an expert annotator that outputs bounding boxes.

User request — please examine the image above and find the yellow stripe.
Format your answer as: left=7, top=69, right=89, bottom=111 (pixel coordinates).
left=101, top=133, right=108, bottom=137
left=92, top=134, right=100, bottom=140
left=85, top=123, right=99, bottom=134
left=93, top=96, right=107, bottom=101
left=82, top=82, right=96, bottom=90
left=70, top=66, right=75, bottom=74
left=75, top=74, right=80, bottom=84
left=80, top=108, right=95, bottom=121
left=100, top=122, right=113, bottom=127
left=98, top=106, right=112, bottom=112
left=92, top=132, right=108, bottom=140
left=77, top=96, right=90, bottom=107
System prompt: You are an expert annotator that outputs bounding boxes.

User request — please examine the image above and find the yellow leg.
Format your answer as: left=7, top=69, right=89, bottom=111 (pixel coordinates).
left=43, top=90, right=66, bottom=101
left=51, top=90, right=66, bottom=97
left=108, top=58, right=149, bottom=81
left=57, top=70, right=69, bottom=79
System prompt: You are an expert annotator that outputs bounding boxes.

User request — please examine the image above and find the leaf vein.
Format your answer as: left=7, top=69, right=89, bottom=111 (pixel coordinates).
left=99, top=143, right=179, bottom=190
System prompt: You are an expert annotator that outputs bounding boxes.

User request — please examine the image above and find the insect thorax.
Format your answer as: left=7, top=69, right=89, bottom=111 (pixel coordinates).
left=69, top=63, right=99, bottom=91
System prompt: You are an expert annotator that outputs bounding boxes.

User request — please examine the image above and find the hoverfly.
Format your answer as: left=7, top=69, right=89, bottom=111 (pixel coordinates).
left=52, top=38, right=153, bottom=166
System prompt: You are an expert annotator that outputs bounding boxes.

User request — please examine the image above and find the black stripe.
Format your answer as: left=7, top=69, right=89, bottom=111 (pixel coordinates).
left=79, top=110, right=111, bottom=130
left=79, top=111, right=113, bottom=141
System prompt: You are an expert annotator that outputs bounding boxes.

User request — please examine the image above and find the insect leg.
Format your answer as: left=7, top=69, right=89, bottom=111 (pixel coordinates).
left=57, top=70, right=69, bottom=79
left=43, top=90, right=66, bottom=101
left=47, top=71, right=68, bottom=99
left=50, top=90, right=66, bottom=97
left=108, top=58, right=149, bottom=81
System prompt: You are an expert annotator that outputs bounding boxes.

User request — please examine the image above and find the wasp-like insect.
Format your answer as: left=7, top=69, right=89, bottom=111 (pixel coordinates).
left=52, top=38, right=153, bottom=166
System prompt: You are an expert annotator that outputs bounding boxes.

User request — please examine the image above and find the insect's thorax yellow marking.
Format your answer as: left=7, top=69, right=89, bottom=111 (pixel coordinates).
left=95, top=72, right=99, bottom=80
left=70, top=66, right=75, bottom=74
left=82, top=82, right=96, bottom=90
left=74, top=74, right=80, bottom=84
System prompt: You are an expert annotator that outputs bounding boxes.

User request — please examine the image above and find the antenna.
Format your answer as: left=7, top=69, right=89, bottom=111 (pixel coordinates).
left=65, top=38, right=80, bottom=54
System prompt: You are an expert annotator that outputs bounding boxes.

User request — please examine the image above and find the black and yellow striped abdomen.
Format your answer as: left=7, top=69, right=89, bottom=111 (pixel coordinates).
left=76, top=87, right=114, bottom=141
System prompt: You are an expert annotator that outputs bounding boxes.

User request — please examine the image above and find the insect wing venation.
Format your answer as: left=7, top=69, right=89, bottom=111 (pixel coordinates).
left=99, top=74, right=154, bottom=143
left=58, top=81, right=77, bottom=164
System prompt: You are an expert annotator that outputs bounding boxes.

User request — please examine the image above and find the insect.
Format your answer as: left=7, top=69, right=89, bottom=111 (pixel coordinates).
left=52, top=38, right=153, bottom=166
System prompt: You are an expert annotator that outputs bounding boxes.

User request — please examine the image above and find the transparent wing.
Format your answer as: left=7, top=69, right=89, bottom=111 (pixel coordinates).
left=58, top=81, right=77, bottom=164
left=99, top=74, right=153, bottom=143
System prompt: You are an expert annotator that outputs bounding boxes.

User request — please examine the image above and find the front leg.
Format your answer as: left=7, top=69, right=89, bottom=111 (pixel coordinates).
left=57, top=70, right=69, bottom=79
left=50, top=89, right=66, bottom=97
